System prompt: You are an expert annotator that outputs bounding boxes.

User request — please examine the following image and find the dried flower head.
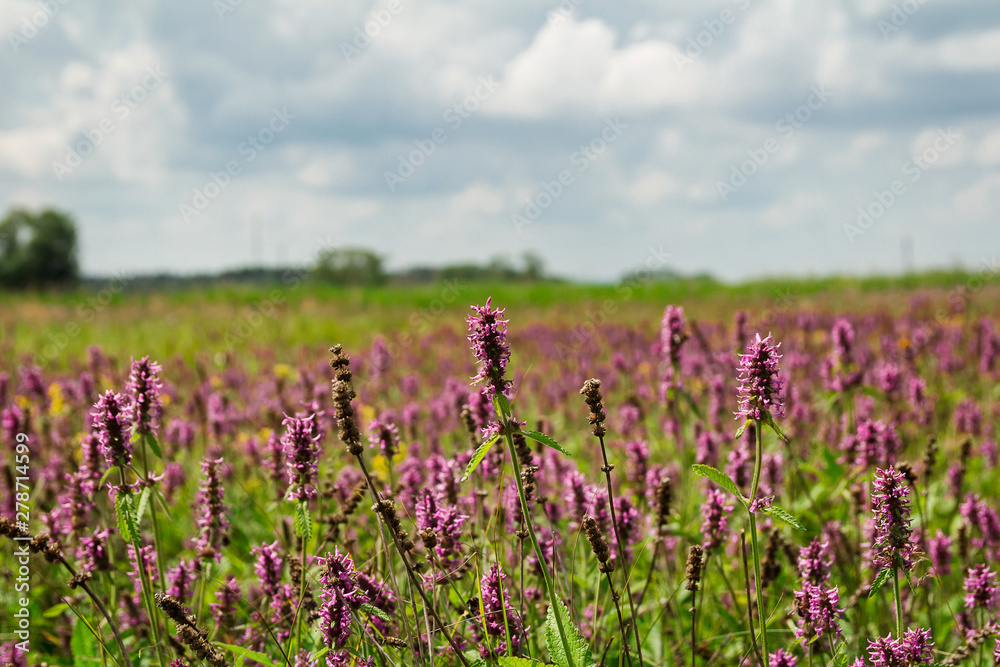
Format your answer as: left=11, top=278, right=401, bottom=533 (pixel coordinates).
left=580, top=378, right=607, bottom=438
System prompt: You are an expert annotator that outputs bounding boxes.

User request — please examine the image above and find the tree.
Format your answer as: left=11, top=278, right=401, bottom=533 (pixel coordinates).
left=0, top=208, right=80, bottom=289
left=312, top=247, right=387, bottom=286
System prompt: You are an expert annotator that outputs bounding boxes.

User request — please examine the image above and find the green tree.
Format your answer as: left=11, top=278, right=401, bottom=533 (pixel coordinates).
left=312, top=247, right=387, bottom=286
left=0, top=208, right=80, bottom=289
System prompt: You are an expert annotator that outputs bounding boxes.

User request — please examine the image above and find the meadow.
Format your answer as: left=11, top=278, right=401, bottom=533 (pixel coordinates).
left=1, top=271, right=999, bottom=667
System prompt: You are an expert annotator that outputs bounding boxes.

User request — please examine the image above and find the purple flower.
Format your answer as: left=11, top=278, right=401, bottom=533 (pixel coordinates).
left=963, top=564, right=999, bottom=611
left=475, top=563, right=522, bottom=658
left=770, top=649, right=798, bottom=667
left=252, top=540, right=284, bottom=598
left=660, top=305, right=688, bottom=366
left=194, top=457, right=229, bottom=561
left=167, top=559, right=197, bottom=603
left=928, top=530, right=952, bottom=576
left=92, top=390, right=134, bottom=467
left=953, top=398, right=982, bottom=436
left=899, top=627, right=934, bottom=665
left=793, top=584, right=843, bottom=641
left=317, top=549, right=370, bottom=649
left=282, top=412, right=322, bottom=502
left=871, top=467, right=915, bottom=572
left=125, top=356, right=164, bottom=436
left=368, top=415, right=400, bottom=458
left=700, top=488, right=733, bottom=552
left=210, top=575, right=242, bottom=634
left=749, top=495, right=774, bottom=513
left=735, top=332, right=784, bottom=421
left=466, top=298, right=512, bottom=399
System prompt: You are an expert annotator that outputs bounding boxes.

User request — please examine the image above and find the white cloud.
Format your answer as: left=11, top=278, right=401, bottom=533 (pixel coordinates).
left=489, top=18, right=703, bottom=118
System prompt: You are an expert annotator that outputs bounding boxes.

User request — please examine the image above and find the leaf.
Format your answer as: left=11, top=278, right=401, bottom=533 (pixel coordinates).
left=43, top=602, right=70, bottom=618
left=135, top=486, right=152, bottom=523
left=677, top=388, right=703, bottom=419
left=98, top=466, right=117, bottom=488
left=493, top=393, right=511, bottom=419
left=869, top=567, right=893, bottom=598
left=734, top=419, right=751, bottom=440
left=545, top=597, right=592, bottom=667
left=691, top=464, right=748, bottom=505
left=296, top=501, right=313, bottom=543
left=759, top=504, right=807, bottom=532
left=217, top=643, right=281, bottom=667
left=521, top=430, right=572, bottom=457
left=764, top=412, right=789, bottom=443
left=499, top=658, right=555, bottom=667
left=144, top=433, right=163, bottom=459
left=361, top=603, right=391, bottom=623
left=114, top=491, right=142, bottom=546
left=461, top=433, right=501, bottom=482
left=71, top=615, right=100, bottom=667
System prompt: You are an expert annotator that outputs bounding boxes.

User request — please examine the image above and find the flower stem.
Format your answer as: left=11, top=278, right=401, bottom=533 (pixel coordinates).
left=597, top=434, right=645, bottom=667
left=892, top=566, right=903, bottom=639
left=748, top=419, right=769, bottom=667
left=504, top=430, right=577, bottom=667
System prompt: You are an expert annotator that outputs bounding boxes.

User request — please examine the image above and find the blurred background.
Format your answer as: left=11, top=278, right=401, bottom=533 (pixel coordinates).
left=2, top=1, right=999, bottom=288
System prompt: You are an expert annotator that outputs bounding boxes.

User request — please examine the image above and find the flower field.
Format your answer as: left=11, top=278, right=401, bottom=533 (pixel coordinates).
left=1, top=281, right=999, bottom=667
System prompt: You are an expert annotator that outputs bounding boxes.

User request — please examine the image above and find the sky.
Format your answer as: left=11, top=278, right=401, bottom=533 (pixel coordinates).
left=1, top=0, right=999, bottom=283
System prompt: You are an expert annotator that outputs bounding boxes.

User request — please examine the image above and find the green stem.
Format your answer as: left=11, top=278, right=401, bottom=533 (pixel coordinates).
left=892, top=567, right=903, bottom=639
left=747, top=419, right=769, bottom=667
left=504, top=430, right=577, bottom=667
left=140, top=439, right=167, bottom=591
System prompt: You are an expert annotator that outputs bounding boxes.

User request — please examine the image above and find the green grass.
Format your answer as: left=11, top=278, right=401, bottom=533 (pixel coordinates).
left=1, top=268, right=997, bottom=371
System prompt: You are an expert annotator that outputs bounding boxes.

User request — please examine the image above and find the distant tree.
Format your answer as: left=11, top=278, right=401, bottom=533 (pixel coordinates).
left=0, top=208, right=80, bottom=289
left=522, top=251, right=545, bottom=281
left=312, top=248, right=387, bottom=286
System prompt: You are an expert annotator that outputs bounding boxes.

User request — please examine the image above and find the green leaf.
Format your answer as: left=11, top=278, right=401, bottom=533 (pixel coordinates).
left=43, top=602, right=70, bottom=618
left=114, top=491, right=142, bottom=546
left=759, top=503, right=807, bottom=532
left=71, top=616, right=100, bottom=667
left=217, top=643, right=281, bottom=667
left=545, top=597, right=592, bottom=667
left=144, top=433, right=162, bottom=459
left=677, top=388, right=703, bottom=419
left=361, top=603, right=391, bottom=623
left=691, top=464, right=748, bottom=505
left=135, top=486, right=152, bottom=523
left=296, top=501, right=313, bottom=543
left=461, top=433, right=501, bottom=482
left=764, top=412, right=789, bottom=442
left=98, top=466, right=117, bottom=488
left=734, top=419, right=751, bottom=440
left=493, top=393, right=511, bottom=419
left=521, top=430, right=572, bottom=457
left=499, top=658, right=555, bottom=667
left=869, top=567, right=893, bottom=598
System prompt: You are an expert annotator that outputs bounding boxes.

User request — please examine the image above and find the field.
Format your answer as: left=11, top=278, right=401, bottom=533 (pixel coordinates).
left=1, top=272, right=999, bottom=667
